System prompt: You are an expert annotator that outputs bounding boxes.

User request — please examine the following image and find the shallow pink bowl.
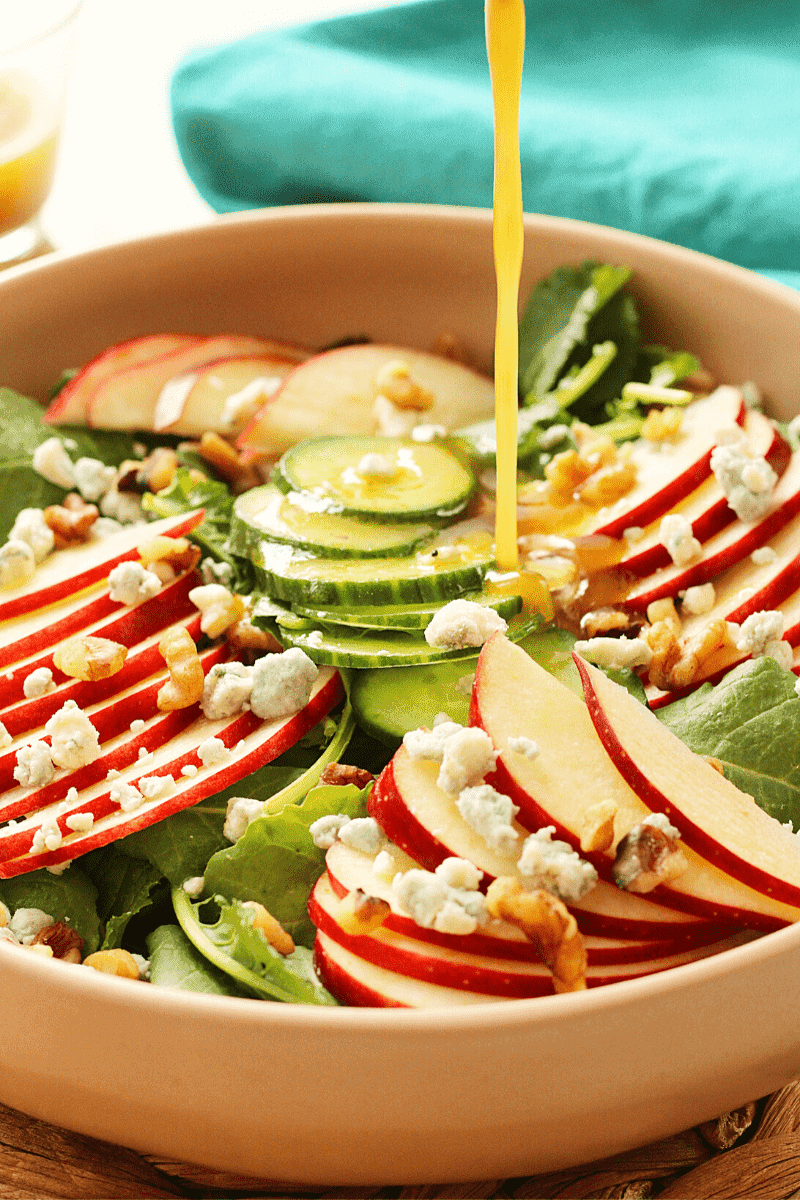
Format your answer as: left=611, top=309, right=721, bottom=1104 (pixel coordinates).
left=1, top=204, right=800, bottom=1186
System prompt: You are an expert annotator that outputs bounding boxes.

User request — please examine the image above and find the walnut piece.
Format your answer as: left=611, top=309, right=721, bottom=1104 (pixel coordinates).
left=43, top=494, right=99, bottom=547
left=613, top=823, right=688, bottom=894
left=336, top=889, right=391, bottom=937
left=579, top=799, right=618, bottom=853
left=157, top=626, right=204, bottom=711
left=53, top=635, right=128, bottom=682
left=241, top=901, right=295, bottom=955
left=32, top=921, right=84, bottom=964
left=319, top=763, right=375, bottom=790
left=485, top=877, right=587, bottom=993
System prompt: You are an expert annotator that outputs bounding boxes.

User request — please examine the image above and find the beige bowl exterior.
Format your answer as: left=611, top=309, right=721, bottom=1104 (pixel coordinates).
left=1, top=204, right=800, bottom=1185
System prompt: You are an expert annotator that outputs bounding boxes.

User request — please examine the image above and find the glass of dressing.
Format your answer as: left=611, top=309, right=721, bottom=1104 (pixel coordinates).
left=0, top=2, right=81, bottom=268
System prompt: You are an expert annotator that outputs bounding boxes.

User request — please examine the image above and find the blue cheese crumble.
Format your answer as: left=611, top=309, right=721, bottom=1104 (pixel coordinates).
left=710, top=442, right=777, bottom=523
left=424, top=599, right=507, bottom=650
left=391, top=867, right=489, bottom=935
left=250, top=648, right=318, bottom=720
left=517, top=827, right=598, bottom=903
left=456, top=784, right=519, bottom=853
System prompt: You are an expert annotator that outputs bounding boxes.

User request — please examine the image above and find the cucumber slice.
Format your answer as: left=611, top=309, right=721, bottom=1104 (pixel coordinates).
left=292, top=592, right=522, bottom=632
left=231, top=483, right=438, bottom=559
left=249, top=539, right=495, bottom=606
left=278, top=616, right=536, bottom=669
left=350, top=626, right=579, bottom=747
left=275, top=436, right=475, bottom=522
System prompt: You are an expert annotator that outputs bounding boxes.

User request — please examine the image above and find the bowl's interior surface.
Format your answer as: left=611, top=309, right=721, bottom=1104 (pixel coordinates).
left=1, top=205, right=800, bottom=1185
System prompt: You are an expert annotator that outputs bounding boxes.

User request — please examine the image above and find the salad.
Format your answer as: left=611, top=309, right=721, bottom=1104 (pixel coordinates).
left=1, top=260, right=800, bottom=1007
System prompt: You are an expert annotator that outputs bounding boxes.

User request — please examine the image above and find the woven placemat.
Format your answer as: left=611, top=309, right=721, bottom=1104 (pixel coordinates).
left=2, top=1084, right=799, bottom=1200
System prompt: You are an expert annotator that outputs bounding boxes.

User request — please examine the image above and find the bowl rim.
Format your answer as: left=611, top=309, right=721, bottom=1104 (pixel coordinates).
left=2, top=200, right=800, bottom=1031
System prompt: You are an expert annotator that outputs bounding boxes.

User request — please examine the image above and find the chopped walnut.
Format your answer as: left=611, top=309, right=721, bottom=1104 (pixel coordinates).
left=241, top=901, right=295, bottom=955
left=43, top=494, right=99, bottom=547
left=485, top=877, right=587, bottom=993
left=336, top=889, right=391, bottom=937
left=545, top=449, right=596, bottom=500
left=613, top=822, right=688, bottom=893
left=373, top=359, right=434, bottom=412
left=225, top=613, right=282, bottom=659
left=704, top=756, right=725, bottom=775
left=319, top=763, right=375, bottom=789
left=189, top=432, right=261, bottom=494
left=114, top=460, right=147, bottom=493
left=643, top=621, right=682, bottom=691
left=579, top=799, right=618, bottom=853
left=579, top=607, right=634, bottom=638
left=141, top=447, right=179, bottom=493
left=31, top=921, right=84, bottom=963
left=83, top=948, right=140, bottom=978
left=53, top=635, right=128, bottom=682
left=577, top=460, right=637, bottom=507
left=157, top=626, right=204, bottom=711
left=642, top=408, right=683, bottom=442
left=646, top=598, right=682, bottom=637
left=137, top=535, right=201, bottom=576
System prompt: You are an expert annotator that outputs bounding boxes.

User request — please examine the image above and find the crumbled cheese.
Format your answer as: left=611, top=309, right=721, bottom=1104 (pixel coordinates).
left=0, top=539, right=36, bottom=589
left=90, top=517, right=124, bottom=539
left=622, top=526, right=644, bottom=544
left=108, top=560, right=162, bottom=606
left=65, top=811, right=94, bottom=833
left=715, top=423, right=747, bottom=447
left=456, top=673, right=476, bottom=696
left=517, top=826, right=598, bottom=903
left=10, top=508, right=55, bottom=564
left=574, top=636, right=653, bottom=671
left=338, top=817, right=387, bottom=855
left=735, top=610, right=784, bottom=657
left=182, top=876, right=205, bottom=897
left=356, top=452, right=396, bottom=477
left=23, top=667, right=56, bottom=699
left=751, top=546, right=778, bottom=566
left=45, top=700, right=100, bottom=770
left=0, top=721, right=11, bottom=750
left=130, top=718, right=146, bottom=734
left=402, top=720, right=465, bottom=763
left=434, top=857, right=483, bottom=890
left=506, top=735, right=540, bottom=759
left=391, top=868, right=488, bottom=935
left=72, top=457, right=115, bottom=501
left=437, top=726, right=497, bottom=795
left=220, top=376, right=282, bottom=432
left=249, top=648, right=318, bottom=720
left=14, top=740, right=55, bottom=788
left=309, top=813, right=353, bottom=850
left=410, top=424, right=447, bottom=442
left=30, top=811, right=63, bottom=854
left=424, top=599, right=507, bottom=650
left=681, top=583, right=716, bottom=616
left=372, top=848, right=401, bottom=881
left=106, top=768, right=120, bottom=780
left=455, top=784, right=519, bottom=853
left=223, top=795, right=265, bottom=843
left=45, top=860, right=72, bottom=875
left=100, top=487, right=145, bottom=525
left=181, top=763, right=199, bottom=777
left=137, top=748, right=153, bottom=764
left=642, top=812, right=681, bottom=840
left=305, top=630, right=324, bottom=649
left=110, top=782, right=144, bottom=812
left=197, top=737, right=231, bottom=769
left=199, top=557, right=234, bottom=588
left=372, top=393, right=420, bottom=437
left=659, top=513, right=702, bottom=567
left=201, top=661, right=254, bottom=720
left=766, top=639, right=794, bottom=670
left=8, top=907, right=53, bottom=943
left=138, top=774, right=177, bottom=802
left=32, top=438, right=75, bottom=489
left=131, top=952, right=151, bottom=980
left=710, top=442, right=777, bottom=522
left=538, top=423, right=571, bottom=450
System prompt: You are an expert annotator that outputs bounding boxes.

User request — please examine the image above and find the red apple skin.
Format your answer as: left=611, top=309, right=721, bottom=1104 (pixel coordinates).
left=313, top=936, right=409, bottom=1008
left=368, top=759, right=455, bottom=872
left=0, top=670, right=345, bottom=876
left=0, top=511, right=203, bottom=625
left=575, top=653, right=800, bottom=910
left=323, top=859, right=731, bottom=962
left=44, top=334, right=203, bottom=424
left=0, top=569, right=200, bottom=711
left=0, top=591, right=119, bottom=671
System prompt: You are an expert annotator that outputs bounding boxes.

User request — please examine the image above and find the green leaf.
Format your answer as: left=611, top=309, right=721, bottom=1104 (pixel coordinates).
left=0, top=865, right=101, bottom=953
left=518, top=262, right=634, bottom=405
left=202, top=779, right=369, bottom=948
left=173, top=890, right=338, bottom=1004
left=80, top=845, right=165, bottom=949
left=636, top=346, right=700, bottom=388
left=147, top=923, right=250, bottom=996
left=656, top=657, right=800, bottom=826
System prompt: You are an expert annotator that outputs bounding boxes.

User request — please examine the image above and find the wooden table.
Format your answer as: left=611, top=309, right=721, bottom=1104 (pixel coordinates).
left=3, top=1086, right=800, bottom=1200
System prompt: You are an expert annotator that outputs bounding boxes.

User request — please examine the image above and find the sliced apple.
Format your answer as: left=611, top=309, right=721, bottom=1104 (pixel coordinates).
left=585, top=387, right=745, bottom=539
left=576, top=654, right=800, bottom=907
left=152, top=353, right=305, bottom=437
left=0, top=510, right=202, bottom=624
left=618, top=411, right=788, bottom=579
left=369, top=743, right=734, bottom=936
left=0, top=668, right=343, bottom=876
left=81, top=335, right=302, bottom=431
left=626, top=445, right=800, bottom=610
left=44, top=334, right=203, bottom=425
left=236, top=344, right=496, bottom=459
left=472, top=634, right=800, bottom=929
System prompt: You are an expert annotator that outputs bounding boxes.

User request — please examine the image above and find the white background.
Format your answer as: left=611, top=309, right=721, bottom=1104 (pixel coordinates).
left=44, top=0, right=419, bottom=252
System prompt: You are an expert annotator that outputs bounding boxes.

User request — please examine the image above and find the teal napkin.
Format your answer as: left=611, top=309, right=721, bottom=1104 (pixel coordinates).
left=171, top=0, right=800, bottom=286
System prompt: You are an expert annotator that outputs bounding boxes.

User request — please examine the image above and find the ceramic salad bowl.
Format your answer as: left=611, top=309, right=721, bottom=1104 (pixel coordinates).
left=1, top=204, right=800, bottom=1185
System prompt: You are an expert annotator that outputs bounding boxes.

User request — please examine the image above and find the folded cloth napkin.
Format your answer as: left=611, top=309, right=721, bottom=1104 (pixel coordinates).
left=171, top=0, right=800, bottom=288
